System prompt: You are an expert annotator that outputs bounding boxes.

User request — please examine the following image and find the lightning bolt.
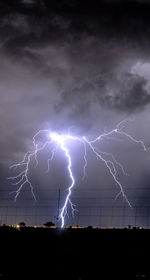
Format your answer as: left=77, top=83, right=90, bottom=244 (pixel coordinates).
left=9, top=119, right=146, bottom=227
left=8, top=129, right=50, bottom=201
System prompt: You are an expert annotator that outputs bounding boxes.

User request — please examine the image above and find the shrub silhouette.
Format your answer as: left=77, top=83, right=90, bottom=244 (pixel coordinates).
left=43, top=221, right=55, bottom=227
left=19, top=222, right=26, bottom=227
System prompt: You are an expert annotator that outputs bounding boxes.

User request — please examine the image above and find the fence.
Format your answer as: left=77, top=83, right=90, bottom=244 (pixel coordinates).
left=0, top=187, right=150, bottom=228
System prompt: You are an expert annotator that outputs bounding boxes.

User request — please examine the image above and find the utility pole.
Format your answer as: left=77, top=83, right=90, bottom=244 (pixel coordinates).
left=56, top=189, right=60, bottom=226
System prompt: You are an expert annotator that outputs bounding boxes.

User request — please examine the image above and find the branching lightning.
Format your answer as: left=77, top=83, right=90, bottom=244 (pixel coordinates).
left=9, top=120, right=146, bottom=227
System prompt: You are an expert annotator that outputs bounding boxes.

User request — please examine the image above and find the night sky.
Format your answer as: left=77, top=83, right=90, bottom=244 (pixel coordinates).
left=1, top=0, right=150, bottom=227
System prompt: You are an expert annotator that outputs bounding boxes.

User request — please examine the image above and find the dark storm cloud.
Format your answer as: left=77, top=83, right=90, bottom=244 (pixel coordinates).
left=57, top=71, right=150, bottom=115
left=1, top=0, right=150, bottom=116
left=0, top=0, right=149, bottom=161
left=0, top=0, right=150, bottom=164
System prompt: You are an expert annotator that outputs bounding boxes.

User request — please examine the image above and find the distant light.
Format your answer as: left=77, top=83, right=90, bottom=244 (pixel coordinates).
left=72, top=226, right=82, bottom=229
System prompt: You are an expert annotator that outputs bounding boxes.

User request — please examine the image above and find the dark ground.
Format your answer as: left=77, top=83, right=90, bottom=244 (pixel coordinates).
left=0, top=226, right=150, bottom=279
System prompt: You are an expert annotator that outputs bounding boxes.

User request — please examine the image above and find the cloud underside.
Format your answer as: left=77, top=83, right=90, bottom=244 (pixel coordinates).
left=0, top=3, right=150, bottom=116
left=56, top=73, right=150, bottom=115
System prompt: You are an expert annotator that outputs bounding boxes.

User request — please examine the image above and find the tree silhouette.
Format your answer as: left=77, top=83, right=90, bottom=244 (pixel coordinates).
left=19, top=222, right=26, bottom=227
left=43, top=221, right=55, bottom=227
